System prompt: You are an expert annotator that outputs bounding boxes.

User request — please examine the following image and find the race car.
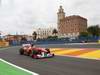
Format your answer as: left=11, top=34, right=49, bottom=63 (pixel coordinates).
left=19, top=44, right=54, bottom=59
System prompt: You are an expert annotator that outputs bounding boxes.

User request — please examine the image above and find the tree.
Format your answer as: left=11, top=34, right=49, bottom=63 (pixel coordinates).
left=32, top=31, right=37, bottom=40
left=52, top=29, right=58, bottom=36
left=47, top=36, right=58, bottom=40
left=87, top=25, right=100, bottom=37
left=21, top=37, right=27, bottom=41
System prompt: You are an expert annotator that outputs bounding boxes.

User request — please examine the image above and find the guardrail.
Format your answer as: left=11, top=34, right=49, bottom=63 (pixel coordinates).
left=7, top=38, right=98, bottom=46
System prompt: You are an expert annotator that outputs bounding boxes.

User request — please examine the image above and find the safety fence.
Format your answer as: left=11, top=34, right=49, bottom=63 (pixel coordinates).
left=7, top=37, right=99, bottom=46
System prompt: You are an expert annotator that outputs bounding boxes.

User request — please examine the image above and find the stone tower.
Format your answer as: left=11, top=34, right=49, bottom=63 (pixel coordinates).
left=57, top=6, right=65, bottom=24
left=57, top=6, right=65, bottom=35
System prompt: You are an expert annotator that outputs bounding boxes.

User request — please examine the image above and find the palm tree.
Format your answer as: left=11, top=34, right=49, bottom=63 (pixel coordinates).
left=52, top=29, right=58, bottom=36
left=32, top=31, right=37, bottom=40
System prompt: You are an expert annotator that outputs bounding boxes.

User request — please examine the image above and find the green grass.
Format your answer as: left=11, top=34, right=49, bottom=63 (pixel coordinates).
left=0, top=60, right=32, bottom=75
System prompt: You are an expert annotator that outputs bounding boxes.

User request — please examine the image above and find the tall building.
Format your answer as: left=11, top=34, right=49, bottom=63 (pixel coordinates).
left=57, top=6, right=87, bottom=38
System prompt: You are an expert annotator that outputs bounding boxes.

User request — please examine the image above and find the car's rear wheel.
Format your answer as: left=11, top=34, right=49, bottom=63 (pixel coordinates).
left=19, top=48, right=24, bottom=55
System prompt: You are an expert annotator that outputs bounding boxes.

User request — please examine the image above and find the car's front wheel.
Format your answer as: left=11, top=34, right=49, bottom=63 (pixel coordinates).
left=19, top=48, right=24, bottom=55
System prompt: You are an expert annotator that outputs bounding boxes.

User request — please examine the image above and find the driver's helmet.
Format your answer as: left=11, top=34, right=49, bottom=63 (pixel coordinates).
left=31, top=44, right=35, bottom=47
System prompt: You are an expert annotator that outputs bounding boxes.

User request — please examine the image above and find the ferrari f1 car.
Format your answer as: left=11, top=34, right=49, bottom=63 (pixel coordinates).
left=19, top=44, right=54, bottom=59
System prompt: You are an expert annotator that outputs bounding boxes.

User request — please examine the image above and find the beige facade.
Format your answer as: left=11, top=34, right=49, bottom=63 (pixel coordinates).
left=36, top=28, right=54, bottom=39
left=57, top=6, right=87, bottom=38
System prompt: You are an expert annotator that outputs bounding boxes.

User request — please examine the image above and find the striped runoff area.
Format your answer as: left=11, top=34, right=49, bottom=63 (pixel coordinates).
left=0, top=59, right=39, bottom=75
left=50, top=48, right=100, bottom=60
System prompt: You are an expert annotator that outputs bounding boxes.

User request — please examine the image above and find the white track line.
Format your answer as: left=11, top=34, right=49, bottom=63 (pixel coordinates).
left=0, top=58, right=39, bottom=75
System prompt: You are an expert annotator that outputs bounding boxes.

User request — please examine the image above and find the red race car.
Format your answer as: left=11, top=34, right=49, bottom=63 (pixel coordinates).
left=19, top=44, right=54, bottom=59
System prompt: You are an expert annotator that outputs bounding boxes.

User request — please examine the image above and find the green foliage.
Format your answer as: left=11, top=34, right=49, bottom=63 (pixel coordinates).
left=21, top=37, right=27, bottom=41
left=87, top=25, right=100, bottom=36
left=47, top=36, right=58, bottom=40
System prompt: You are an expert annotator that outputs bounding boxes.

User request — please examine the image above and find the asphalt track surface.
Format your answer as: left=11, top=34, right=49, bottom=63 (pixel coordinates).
left=0, top=44, right=100, bottom=75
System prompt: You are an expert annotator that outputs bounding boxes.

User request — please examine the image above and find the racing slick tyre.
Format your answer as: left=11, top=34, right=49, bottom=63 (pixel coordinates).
left=52, top=54, right=55, bottom=57
left=19, top=48, right=24, bottom=55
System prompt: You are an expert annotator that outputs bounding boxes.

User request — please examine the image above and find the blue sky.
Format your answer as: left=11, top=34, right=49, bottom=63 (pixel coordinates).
left=0, top=0, right=100, bottom=35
